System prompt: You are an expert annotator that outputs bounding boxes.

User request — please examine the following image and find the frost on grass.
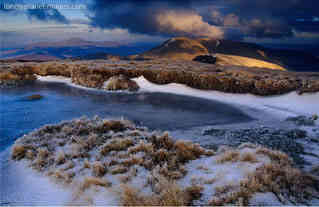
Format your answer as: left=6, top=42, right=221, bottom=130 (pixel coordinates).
left=11, top=117, right=319, bottom=206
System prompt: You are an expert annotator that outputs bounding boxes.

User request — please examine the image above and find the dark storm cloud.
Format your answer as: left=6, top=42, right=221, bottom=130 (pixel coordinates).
left=209, top=0, right=319, bottom=37
left=86, top=0, right=224, bottom=38
left=87, top=0, right=319, bottom=40
left=27, top=8, right=69, bottom=24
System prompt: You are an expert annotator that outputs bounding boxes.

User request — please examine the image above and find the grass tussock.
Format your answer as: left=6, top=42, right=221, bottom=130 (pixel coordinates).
left=121, top=157, right=143, bottom=168
left=83, top=159, right=91, bottom=169
left=111, top=166, right=129, bottom=175
left=240, top=152, right=258, bottom=163
left=32, top=148, right=50, bottom=170
left=121, top=177, right=203, bottom=206
left=80, top=177, right=112, bottom=192
left=128, top=141, right=153, bottom=154
left=26, top=150, right=35, bottom=160
left=12, top=145, right=27, bottom=160
left=174, top=140, right=206, bottom=162
left=92, top=161, right=106, bottom=177
left=101, top=138, right=134, bottom=155
left=216, top=150, right=240, bottom=163
left=55, top=151, right=66, bottom=165
left=256, top=147, right=291, bottom=165
left=210, top=163, right=319, bottom=205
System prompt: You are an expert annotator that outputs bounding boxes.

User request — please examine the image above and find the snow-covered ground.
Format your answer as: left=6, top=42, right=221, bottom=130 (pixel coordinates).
left=133, top=76, right=319, bottom=118
left=36, top=75, right=319, bottom=119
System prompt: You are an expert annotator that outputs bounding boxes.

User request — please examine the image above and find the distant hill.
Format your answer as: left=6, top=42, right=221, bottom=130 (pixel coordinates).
left=135, top=37, right=286, bottom=70
left=2, top=37, right=318, bottom=72
left=25, top=38, right=121, bottom=49
left=0, top=38, right=154, bottom=61
left=71, top=52, right=122, bottom=61
left=136, top=37, right=319, bottom=71
left=138, top=37, right=208, bottom=60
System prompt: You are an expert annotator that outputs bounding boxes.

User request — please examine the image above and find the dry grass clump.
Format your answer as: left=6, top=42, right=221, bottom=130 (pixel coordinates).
left=70, top=143, right=85, bottom=159
left=92, top=161, right=106, bottom=177
left=240, top=152, right=258, bottom=163
left=32, top=148, right=50, bottom=170
left=101, top=138, right=134, bottom=155
left=83, top=159, right=91, bottom=169
left=174, top=140, right=207, bottom=162
left=151, top=132, right=175, bottom=150
left=80, top=177, right=112, bottom=192
left=111, top=166, right=129, bottom=175
left=210, top=163, right=319, bottom=206
left=152, top=149, right=170, bottom=163
left=184, top=185, right=204, bottom=200
left=121, top=177, right=203, bottom=206
left=98, top=120, right=131, bottom=133
left=216, top=150, right=240, bottom=163
left=121, top=157, right=143, bottom=168
left=51, top=169, right=74, bottom=183
left=214, top=183, right=238, bottom=197
left=243, top=163, right=319, bottom=201
left=256, top=147, right=291, bottom=165
left=128, top=141, right=153, bottom=154
left=11, top=145, right=27, bottom=160
left=26, top=150, right=35, bottom=160
left=55, top=151, right=66, bottom=165
left=105, top=75, right=139, bottom=92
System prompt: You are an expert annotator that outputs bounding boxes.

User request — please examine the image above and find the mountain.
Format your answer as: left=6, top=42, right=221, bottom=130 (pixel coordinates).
left=25, top=38, right=121, bottom=49
left=136, top=37, right=319, bottom=71
left=0, top=38, right=155, bottom=61
left=136, top=37, right=285, bottom=70
left=138, top=37, right=208, bottom=60
left=71, top=52, right=122, bottom=61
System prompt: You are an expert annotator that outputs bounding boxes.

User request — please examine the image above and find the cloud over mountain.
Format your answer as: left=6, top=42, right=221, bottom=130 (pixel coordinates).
left=86, top=0, right=319, bottom=40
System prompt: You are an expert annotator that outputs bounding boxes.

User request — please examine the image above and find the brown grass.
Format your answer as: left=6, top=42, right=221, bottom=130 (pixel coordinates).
left=240, top=152, right=258, bottom=163
left=0, top=72, right=19, bottom=81
left=83, top=159, right=91, bottom=169
left=111, top=166, right=129, bottom=175
left=256, top=147, right=291, bottom=165
left=174, top=140, right=206, bottom=162
left=101, top=138, right=134, bottom=155
left=210, top=163, right=319, bottom=205
left=80, top=177, right=112, bottom=192
left=26, top=150, right=35, bottom=160
left=216, top=150, right=240, bottom=163
left=11, top=145, right=27, bottom=160
left=120, top=177, right=203, bottom=206
left=55, top=151, right=66, bottom=165
left=92, top=161, right=106, bottom=177
left=128, top=141, right=154, bottom=154
left=99, top=120, right=131, bottom=133
left=121, top=157, right=143, bottom=168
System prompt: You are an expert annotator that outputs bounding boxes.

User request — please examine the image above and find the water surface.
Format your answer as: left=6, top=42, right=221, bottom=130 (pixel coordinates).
left=0, top=81, right=252, bottom=152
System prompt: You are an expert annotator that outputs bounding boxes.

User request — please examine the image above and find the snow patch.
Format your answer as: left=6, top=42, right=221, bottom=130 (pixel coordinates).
left=133, top=76, right=319, bottom=118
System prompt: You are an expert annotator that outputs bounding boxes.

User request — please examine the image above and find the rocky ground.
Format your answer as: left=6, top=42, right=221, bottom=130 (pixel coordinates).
left=11, top=117, right=319, bottom=206
left=1, top=59, right=319, bottom=95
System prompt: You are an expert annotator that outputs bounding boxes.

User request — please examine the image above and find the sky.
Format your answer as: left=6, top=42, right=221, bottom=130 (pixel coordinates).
left=1, top=0, right=319, bottom=48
